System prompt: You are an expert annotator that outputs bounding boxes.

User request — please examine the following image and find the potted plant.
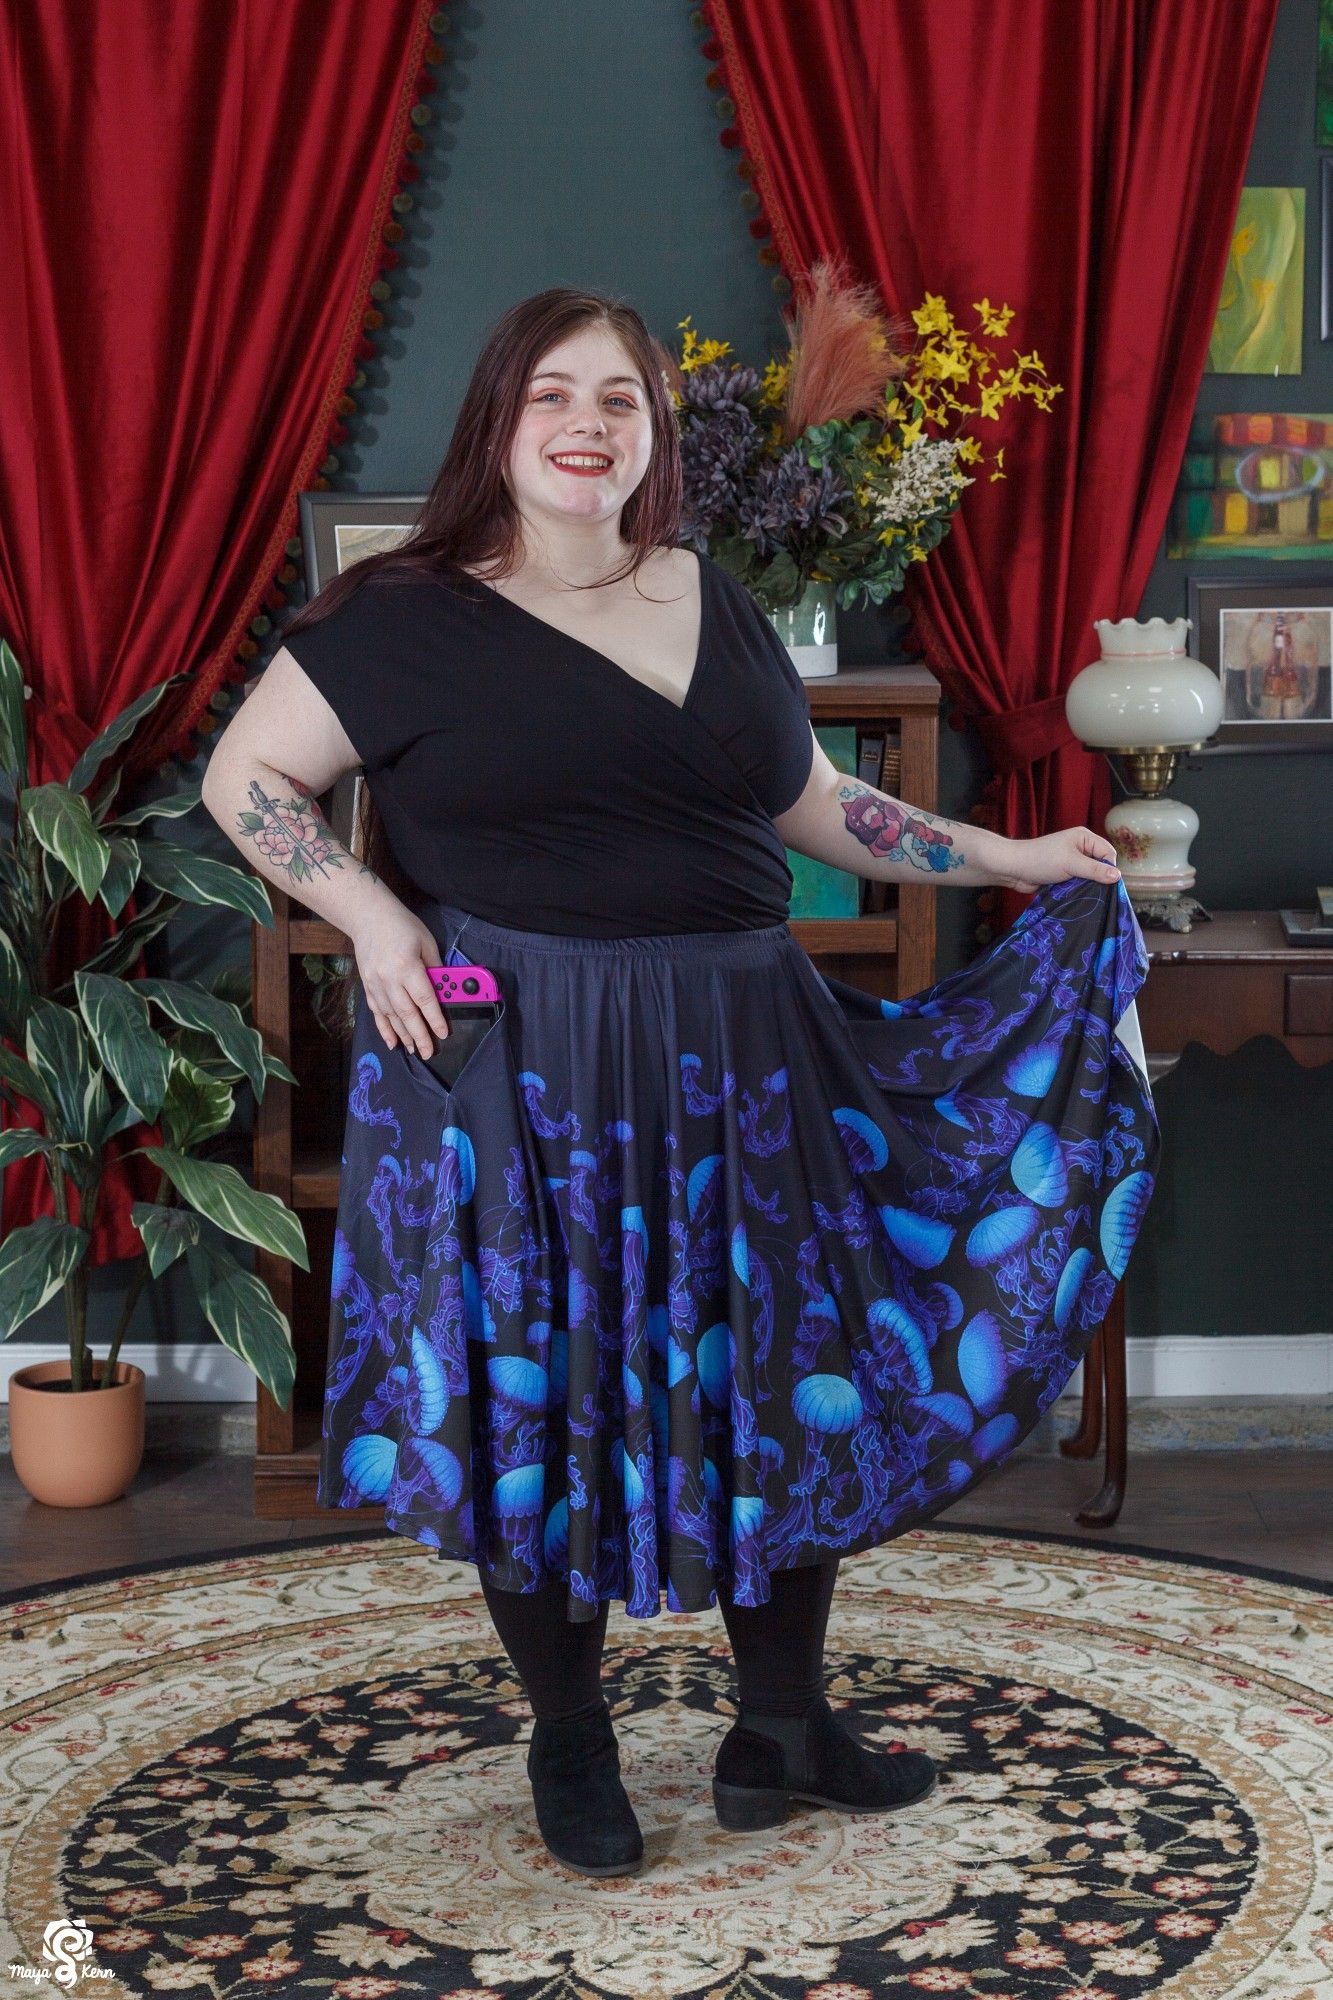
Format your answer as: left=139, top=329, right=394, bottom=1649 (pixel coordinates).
left=0, top=637, right=306, bottom=1507
left=669, top=257, right=1061, bottom=669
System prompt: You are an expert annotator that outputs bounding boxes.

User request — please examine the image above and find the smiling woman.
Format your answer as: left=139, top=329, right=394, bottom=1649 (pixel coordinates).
left=200, top=283, right=1159, bottom=1881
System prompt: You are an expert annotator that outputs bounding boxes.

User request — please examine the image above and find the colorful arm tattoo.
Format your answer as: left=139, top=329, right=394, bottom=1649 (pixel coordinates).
left=234, top=773, right=379, bottom=886
left=836, top=780, right=966, bottom=876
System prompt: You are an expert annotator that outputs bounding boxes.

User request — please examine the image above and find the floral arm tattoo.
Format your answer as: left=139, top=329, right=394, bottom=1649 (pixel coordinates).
left=837, top=779, right=967, bottom=876
left=234, top=773, right=379, bottom=886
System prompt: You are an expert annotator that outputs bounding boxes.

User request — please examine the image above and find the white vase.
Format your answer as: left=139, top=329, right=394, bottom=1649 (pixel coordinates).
left=766, top=579, right=839, bottom=678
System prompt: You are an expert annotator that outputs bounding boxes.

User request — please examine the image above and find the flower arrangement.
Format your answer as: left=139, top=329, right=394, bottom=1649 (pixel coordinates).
left=667, top=257, right=1061, bottom=612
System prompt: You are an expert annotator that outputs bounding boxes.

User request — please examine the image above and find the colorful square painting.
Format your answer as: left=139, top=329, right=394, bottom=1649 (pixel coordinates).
left=1206, top=187, right=1304, bottom=375
left=1167, top=413, right=1333, bottom=560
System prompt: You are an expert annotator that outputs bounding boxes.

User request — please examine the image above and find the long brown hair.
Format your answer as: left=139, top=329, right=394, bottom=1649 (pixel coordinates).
left=282, top=285, right=685, bottom=1030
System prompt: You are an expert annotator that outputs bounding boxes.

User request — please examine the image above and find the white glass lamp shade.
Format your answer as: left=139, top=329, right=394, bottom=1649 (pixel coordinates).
left=1065, top=617, right=1223, bottom=749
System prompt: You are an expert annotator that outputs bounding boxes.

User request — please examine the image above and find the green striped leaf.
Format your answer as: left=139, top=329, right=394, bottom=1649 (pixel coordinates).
left=0, top=637, right=28, bottom=791
left=0, top=1217, right=90, bottom=1338
left=160, top=1052, right=234, bottom=1151
left=131, top=1200, right=201, bottom=1279
left=25, top=1000, right=96, bottom=1143
left=97, top=835, right=143, bottom=920
left=101, top=1098, right=148, bottom=1142
left=75, top=971, right=174, bottom=1122
left=184, top=1236, right=297, bottom=1410
left=144, top=1145, right=309, bottom=1271
left=0, top=924, right=31, bottom=1041
left=0, top=1128, right=82, bottom=1169
left=22, top=784, right=111, bottom=902
left=0, top=1040, right=58, bottom=1121
left=136, top=838, right=273, bottom=928
left=109, top=787, right=203, bottom=829
left=76, top=894, right=175, bottom=983
left=65, top=672, right=190, bottom=797
left=137, top=979, right=267, bottom=1099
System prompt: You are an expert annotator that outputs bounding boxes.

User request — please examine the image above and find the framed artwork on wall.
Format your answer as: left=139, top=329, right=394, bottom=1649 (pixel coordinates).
left=1319, top=0, right=1333, bottom=147
left=1186, top=573, right=1333, bottom=751
left=1168, top=413, right=1333, bottom=560
left=1205, top=186, right=1303, bottom=375
left=296, top=489, right=426, bottom=589
left=1323, top=156, right=1333, bottom=342
left=290, top=490, right=427, bottom=849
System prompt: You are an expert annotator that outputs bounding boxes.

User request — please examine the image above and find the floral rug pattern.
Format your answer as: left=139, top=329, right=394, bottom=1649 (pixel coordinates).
left=2, top=1527, right=1328, bottom=1998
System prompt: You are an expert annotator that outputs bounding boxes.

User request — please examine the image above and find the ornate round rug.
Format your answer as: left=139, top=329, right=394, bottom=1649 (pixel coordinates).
left=2, top=1524, right=1329, bottom=1999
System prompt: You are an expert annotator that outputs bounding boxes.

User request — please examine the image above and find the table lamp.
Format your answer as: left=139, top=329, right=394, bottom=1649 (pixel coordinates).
left=1065, top=616, right=1223, bottom=933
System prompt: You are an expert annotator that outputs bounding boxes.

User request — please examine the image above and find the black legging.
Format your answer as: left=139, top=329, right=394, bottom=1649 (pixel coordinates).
left=480, top=1557, right=841, bottom=1723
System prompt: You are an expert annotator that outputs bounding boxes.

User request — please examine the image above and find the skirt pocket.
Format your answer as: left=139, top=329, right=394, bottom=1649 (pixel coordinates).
left=394, top=995, right=511, bottom=1116
left=315, top=979, right=554, bottom=1556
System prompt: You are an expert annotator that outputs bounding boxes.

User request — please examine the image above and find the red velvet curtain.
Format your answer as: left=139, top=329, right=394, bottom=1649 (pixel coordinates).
left=703, top=0, right=1278, bottom=933
left=0, top=0, right=438, bottom=1261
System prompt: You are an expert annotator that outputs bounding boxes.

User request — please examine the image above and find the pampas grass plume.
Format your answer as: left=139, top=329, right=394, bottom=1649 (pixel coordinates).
left=782, top=255, right=913, bottom=439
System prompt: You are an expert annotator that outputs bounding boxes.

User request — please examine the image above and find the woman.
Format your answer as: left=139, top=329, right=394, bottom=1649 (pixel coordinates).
left=202, top=286, right=1159, bottom=1882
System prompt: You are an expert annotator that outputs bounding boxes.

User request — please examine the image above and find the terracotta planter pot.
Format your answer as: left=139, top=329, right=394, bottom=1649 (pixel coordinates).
left=7, top=1358, right=146, bottom=1507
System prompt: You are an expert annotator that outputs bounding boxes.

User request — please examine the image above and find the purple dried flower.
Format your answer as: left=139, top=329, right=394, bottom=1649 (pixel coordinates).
left=678, top=404, right=765, bottom=542
left=733, top=446, right=854, bottom=559
left=678, top=359, right=764, bottom=412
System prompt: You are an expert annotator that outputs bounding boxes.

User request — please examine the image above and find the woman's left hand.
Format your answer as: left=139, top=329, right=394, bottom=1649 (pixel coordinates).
left=994, top=827, right=1122, bottom=893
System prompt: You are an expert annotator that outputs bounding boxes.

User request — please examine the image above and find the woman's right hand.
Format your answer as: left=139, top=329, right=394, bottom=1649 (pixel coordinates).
left=351, top=898, right=451, bottom=1057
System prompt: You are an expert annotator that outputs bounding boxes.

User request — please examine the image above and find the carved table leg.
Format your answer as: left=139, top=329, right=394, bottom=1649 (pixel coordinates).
left=1059, top=1326, right=1104, bottom=1460
left=1075, top=1283, right=1127, bottom=1527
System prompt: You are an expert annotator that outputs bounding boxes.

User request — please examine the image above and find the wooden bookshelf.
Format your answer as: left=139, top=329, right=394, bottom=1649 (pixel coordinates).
left=252, top=661, right=944, bottom=1514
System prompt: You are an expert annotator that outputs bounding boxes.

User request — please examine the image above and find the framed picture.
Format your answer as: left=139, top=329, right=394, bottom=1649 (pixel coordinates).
left=1168, top=412, right=1333, bottom=560
left=1205, top=186, right=1303, bottom=375
left=1323, top=157, right=1333, bottom=342
left=1186, top=574, right=1333, bottom=751
left=291, top=490, right=427, bottom=847
left=297, top=489, right=427, bottom=589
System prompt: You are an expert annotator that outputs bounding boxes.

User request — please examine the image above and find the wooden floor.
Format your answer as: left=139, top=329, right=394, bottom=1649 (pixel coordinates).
left=2, top=1447, right=1329, bottom=1596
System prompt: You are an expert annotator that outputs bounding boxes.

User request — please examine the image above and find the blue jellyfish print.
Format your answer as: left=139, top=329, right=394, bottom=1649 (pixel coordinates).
left=316, top=873, right=1159, bottom=1621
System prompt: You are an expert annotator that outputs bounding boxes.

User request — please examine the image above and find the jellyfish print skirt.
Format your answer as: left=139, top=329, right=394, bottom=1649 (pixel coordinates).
left=316, top=873, right=1160, bottom=1623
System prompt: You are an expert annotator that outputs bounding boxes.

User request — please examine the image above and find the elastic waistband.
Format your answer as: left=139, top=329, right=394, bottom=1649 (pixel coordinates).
left=423, top=901, right=798, bottom=965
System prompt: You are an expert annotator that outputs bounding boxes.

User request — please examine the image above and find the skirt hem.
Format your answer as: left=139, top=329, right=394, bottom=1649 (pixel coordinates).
left=358, top=1461, right=1007, bottom=1623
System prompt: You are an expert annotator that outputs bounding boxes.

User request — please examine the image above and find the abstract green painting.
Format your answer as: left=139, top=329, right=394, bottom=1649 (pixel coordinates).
left=1207, top=187, right=1304, bottom=376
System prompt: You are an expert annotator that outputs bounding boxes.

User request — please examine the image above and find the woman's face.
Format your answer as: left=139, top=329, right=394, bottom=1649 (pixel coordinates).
left=504, top=322, right=654, bottom=533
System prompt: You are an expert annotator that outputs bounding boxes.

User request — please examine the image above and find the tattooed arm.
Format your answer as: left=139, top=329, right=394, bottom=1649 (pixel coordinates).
left=772, top=732, right=1123, bottom=891
left=200, top=669, right=398, bottom=939
left=771, top=733, right=1012, bottom=888
left=199, top=646, right=450, bottom=1058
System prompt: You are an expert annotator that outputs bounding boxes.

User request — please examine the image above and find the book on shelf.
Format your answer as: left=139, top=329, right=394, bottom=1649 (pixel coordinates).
left=785, top=725, right=890, bottom=920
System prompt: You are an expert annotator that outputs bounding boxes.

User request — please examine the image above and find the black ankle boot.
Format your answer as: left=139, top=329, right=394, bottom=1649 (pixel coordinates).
left=713, top=1694, right=937, bottom=1830
left=525, top=1698, right=644, bottom=1877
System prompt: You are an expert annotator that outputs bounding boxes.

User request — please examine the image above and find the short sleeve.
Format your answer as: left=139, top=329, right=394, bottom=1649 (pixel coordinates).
left=280, top=573, right=418, bottom=774
left=704, top=559, right=815, bottom=818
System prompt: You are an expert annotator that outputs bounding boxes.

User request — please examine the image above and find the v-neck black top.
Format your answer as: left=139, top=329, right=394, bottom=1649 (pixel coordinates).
left=279, top=549, right=815, bottom=935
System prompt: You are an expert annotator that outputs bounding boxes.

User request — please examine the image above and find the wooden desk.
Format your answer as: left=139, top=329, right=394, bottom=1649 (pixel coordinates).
left=1061, top=910, right=1333, bottom=1525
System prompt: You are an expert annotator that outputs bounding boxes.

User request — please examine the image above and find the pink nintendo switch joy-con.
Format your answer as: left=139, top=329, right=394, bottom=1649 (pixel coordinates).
left=425, top=965, right=502, bottom=1005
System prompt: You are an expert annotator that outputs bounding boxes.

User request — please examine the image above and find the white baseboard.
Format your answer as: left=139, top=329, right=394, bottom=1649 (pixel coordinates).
left=2, top=1335, right=1331, bottom=1405
left=2, top=1342, right=258, bottom=1402
left=1059, top=1333, right=1332, bottom=1400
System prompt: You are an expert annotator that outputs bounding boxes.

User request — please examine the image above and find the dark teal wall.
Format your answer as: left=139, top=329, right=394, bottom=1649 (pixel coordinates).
left=60, top=0, right=1330, bottom=1349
